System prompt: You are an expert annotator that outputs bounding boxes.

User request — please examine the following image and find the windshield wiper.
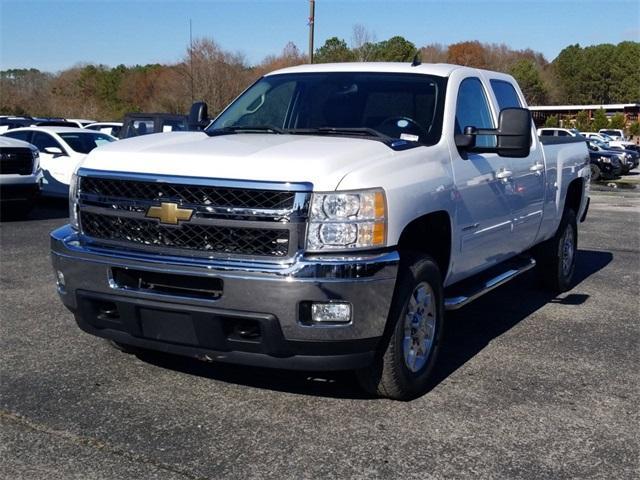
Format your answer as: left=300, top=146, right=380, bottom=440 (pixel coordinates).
left=289, top=127, right=391, bottom=141
left=206, top=125, right=285, bottom=136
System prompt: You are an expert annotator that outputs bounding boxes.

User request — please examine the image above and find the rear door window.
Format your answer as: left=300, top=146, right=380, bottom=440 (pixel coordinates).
left=490, top=80, right=522, bottom=110
left=3, top=130, right=32, bottom=143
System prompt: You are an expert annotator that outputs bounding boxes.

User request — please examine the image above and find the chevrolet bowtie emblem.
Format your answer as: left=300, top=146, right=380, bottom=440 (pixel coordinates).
left=146, top=202, right=194, bottom=225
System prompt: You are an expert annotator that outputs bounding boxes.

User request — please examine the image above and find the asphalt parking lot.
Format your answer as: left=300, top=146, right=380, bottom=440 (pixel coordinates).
left=1, top=188, right=639, bottom=479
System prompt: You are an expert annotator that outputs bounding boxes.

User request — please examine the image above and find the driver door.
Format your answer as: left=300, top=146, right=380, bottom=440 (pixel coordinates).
left=450, top=77, right=515, bottom=280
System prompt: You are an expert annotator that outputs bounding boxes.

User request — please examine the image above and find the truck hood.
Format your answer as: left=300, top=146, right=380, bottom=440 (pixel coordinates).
left=81, top=132, right=395, bottom=191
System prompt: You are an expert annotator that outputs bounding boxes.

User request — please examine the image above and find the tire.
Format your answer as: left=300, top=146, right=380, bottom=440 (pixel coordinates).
left=356, top=253, right=444, bottom=400
left=589, top=164, right=601, bottom=182
left=534, top=208, right=578, bottom=293
left=106, top=339, right=142, bottom=355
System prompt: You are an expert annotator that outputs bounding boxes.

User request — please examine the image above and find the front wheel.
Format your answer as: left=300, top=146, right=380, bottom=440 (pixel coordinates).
left=590, top=164, right=601, bottom=182
left=356, top=253, right=444, bottom=400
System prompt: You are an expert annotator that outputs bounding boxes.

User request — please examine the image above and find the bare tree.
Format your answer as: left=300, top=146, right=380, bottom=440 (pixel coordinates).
left=420, top=43, right=447, bottom=64
left=351, top=24, right=377, bottom=61
left=181, top=38, right=252, bottom=116
left=257, top=41, right=306, bottom=76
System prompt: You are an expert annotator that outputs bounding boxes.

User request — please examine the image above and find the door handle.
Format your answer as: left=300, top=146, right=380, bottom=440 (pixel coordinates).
left=530, top=163, right=544, bottom=174
left=496, top=169, right=513, bottom=182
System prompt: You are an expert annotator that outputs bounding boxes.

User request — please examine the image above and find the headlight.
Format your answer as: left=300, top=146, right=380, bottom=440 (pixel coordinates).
left=306, top=189, right=386, bottom=251
left=69, top=173, right=80, bottom=230
left=598, top=156, right=611, bottom=164
left=31, top=149, right=40, bottom=171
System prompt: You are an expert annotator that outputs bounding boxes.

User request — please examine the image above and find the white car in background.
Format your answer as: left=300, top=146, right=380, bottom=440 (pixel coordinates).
left=2, top=127, right=116, bottom=196
left=581, top=131, right=636, bottom=150
left=84, top=122, right=123, bottom=138
left=599, top=129, right=626, bottom=141
left=536, top=127, right=582, bottom=138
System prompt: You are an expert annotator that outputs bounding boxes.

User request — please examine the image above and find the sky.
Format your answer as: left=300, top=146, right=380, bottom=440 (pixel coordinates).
left=1, top=0, right=639, bottom=72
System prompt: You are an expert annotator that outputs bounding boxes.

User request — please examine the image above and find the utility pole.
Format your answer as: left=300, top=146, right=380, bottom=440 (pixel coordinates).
left=308, top=0, right=315, bottom=64
left=189, top=19, right=194, bottom=103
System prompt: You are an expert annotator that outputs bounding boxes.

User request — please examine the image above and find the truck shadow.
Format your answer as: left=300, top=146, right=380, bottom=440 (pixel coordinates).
left=428, top=249, right=611, bottom=391
left=1, top=197, right=68, bottom=222
left=136, top=249, right=612, bottom=400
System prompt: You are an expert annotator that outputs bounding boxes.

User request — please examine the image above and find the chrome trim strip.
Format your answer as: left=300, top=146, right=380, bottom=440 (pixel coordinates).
left=76, top=168, right=313, bottom=192
left=79, top=204, right=296, bottom=229
left=79, top=196, right=310, bottom=223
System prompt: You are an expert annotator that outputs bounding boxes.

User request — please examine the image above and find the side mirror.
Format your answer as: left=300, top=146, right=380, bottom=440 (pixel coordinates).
left=455, top=107, right=532, bottom=158
left=455, top=133, right=475, bottom=149
left=188, top=101, right=209, bottom=130
left=43, top=146, right=63, bottom=156
left=495, top=108, right=532, bottom=158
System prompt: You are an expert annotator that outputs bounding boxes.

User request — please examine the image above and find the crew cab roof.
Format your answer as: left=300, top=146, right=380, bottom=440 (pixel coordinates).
left=267, top=62, right=492, bottom=78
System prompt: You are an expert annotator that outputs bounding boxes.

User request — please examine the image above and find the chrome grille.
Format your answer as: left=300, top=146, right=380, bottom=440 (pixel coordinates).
left=81, top=212, right=290, bottom=257
left=77, top=170, right=311, bottom=260
left=0, top=148, right=33, bottom=175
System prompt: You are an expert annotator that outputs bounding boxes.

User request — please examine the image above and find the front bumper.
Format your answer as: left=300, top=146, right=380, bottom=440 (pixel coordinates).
left=51, top=225, right=399, bottom=370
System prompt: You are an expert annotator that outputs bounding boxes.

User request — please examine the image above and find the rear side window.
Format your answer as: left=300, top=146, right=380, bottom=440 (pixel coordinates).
left=455, top=77, right=496, bottom=148
left=539, top=130, right=554, bottom=136
left=490, top=80, right=522, bottom=110
left=3, top=131, right=32, bottom=143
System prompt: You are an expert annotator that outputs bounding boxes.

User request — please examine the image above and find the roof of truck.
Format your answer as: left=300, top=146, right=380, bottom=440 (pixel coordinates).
left=267, top=62, right=473, bottom=77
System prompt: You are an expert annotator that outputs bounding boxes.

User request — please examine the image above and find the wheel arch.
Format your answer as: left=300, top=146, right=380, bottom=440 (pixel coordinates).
left=396, top=210, right=452, bottom=281
left=564, top=177, right=585, bottom=215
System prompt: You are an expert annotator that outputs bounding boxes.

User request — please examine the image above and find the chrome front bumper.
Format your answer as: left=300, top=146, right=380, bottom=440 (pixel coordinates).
left=51, top=225, right=399, bottom=369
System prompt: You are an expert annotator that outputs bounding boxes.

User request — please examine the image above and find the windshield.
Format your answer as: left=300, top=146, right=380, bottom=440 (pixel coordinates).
left=58, top=132, right=115, bottom=154
left=208, top=72, right=447, bottom=145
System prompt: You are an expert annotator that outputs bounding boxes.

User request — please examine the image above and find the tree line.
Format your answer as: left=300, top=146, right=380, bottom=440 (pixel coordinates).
left=1, top=28, right=638, bottom=123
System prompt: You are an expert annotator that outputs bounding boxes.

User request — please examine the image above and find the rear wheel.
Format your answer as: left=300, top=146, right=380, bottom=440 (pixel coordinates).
left=356, top=253, right=444, bottom=400
left=534, top=208, right=577, bottom=293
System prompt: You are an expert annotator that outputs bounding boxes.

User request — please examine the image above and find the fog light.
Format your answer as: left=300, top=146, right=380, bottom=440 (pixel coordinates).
left=311, top=302, right=352, bottom=324
left=56, top=270, right=65, bottom=288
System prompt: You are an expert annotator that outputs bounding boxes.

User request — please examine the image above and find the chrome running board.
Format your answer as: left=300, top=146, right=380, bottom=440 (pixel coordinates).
left=444, top=257, right=536, bottom=311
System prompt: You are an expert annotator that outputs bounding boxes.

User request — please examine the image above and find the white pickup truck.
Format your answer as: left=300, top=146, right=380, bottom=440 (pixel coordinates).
left=0, top=136, right=42, bottom=218
left=51, top=63, right=590, bottom=399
